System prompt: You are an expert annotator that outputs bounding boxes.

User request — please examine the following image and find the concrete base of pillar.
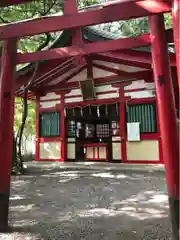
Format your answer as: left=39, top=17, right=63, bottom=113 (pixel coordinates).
left=169, top=196, right=179, bottom=240
left=0, top=191, right=10, bottom=232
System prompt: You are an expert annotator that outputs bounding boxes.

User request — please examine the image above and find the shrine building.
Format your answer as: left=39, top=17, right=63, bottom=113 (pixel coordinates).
left=15, top=26, right=178, bottom=164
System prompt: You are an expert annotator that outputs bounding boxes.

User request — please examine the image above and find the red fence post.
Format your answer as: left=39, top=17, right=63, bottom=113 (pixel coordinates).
left=148, top=14, right=179, bottom=240
left=172, top=0, right=180, bottom=89
left=35, top=94, right=40, bottom=161
left=60, top=94, right=65, bottom=161
left=0, top=39, right=17, bottom=231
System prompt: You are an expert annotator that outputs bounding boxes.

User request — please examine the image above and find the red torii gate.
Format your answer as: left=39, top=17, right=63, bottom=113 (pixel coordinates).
left=0, top=0, right=179, bottom=238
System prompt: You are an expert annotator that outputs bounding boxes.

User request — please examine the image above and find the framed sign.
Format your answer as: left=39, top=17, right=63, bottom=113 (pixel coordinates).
left=127, top=122, right=140, bottom=141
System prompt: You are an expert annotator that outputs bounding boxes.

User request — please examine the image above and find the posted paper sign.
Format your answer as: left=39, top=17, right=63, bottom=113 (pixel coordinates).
left=127, top=122, right=140, bottom=141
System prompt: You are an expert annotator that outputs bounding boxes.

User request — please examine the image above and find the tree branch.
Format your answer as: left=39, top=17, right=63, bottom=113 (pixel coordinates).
left=16, top=32, right=52, bottom=172
left=0, top=16, right=9, bottom=23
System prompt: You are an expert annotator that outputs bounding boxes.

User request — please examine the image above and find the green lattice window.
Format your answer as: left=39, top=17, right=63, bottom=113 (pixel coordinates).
left=126, top=103, right=157, bottom=133
left=39, top=112, right=60, bottom=137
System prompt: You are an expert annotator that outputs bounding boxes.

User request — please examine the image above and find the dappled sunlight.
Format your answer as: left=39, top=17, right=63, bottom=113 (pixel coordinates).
left=11, top=204, right=37, bottom=213
left=78, top=208, right=120, bottom=218
left=11, top=179, right=31, bottom=187
left=10, top=194, right=26, bottom=201
left=35, top=190, right=43, bottom=197
left=148, top=193, right=168, bottom=203
left=92, top=172, right=128, bottom=179
left=91, top=171, right=158, bottom=180
left=0, top=232, right=41, bottom=240
left=7, top=164, right=171, bottom=239
left=41, top=174, right=61, bottom=178
left=58, top=174, right=79, bottom=183
left=137, top=0, right=170, bottom=12
left=49, top=171, right=79, bottom=176
left=77, top=190, right=168, bottom=221
left=109, top=191, right=168, bottom=220
left=46, top=170, right=81, bottom=183
left=12, top=219, right=38, bottom=228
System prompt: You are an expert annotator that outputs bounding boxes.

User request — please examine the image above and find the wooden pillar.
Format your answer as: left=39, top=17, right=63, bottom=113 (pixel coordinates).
left=119, top=87, right=127, bottom=163
left=60, top=93, right=66, bottom=161
left=149, top=14, right=179, bottom=240
left=0, top=39, right=17, bottom=231
left=172, top=0, right=180, bottom=89
left=35, top=94, right=40, bottom=161
left=64, top=0, right=82, bottom=45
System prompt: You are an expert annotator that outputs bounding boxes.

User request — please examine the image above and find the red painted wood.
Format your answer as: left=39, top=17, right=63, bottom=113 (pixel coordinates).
left=149, top=14, right=179, bottom=199
left=0, top=39, right=17, bottom=229
left=65, top=90, right=119, bottom=100
left=93, top=63, right=152, bottom=77
left=17, top=34, right=151, bottom=64
left=33, top=58, right=76, bottom=87
left=97, top=50, right=176, bottom=67
left=93, top=54, right=151, bottom=69
left=64, top=0, right=83, bottom=47
left=39, top=137, right=61, bottom=143
left=16, top=59, right=67, bottom=90
left=83, top=143, right=107, bottom=147
left=93, top=63, right=131, bottom=75
left=128, top=97, right=156, bottom=104
left=119, top=88, right=127, bottom=163
left=35, top=95, right=40, bottom=161
left=140, top=133, right=159, bottom=140
left=155, top=101, right=163, bottom=164
left=60, top=94, right=65, bottom=162
left=64, top=97, right=121, bottom=108
left=0, top=0, right=170, bottom=40
left=172, top=0, right=180, bottom=89
left=59, top=64, right=87, bottom=84
left=0, top=39, right=17, bottom=190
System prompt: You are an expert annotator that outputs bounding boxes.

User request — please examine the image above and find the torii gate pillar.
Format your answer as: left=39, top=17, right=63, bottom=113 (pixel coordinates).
left=172, top=0, right=180, bottom=89
left=149, top=14, right=179, bottom=240
left=0, top=39, right=17, bottom=231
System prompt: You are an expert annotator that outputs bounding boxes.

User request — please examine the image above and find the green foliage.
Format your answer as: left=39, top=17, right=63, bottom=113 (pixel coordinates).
left=14, top=98, right=36, bottom=138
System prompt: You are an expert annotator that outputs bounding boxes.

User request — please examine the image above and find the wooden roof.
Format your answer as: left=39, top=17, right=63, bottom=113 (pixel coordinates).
left=15, top=26, right=176, bottom=99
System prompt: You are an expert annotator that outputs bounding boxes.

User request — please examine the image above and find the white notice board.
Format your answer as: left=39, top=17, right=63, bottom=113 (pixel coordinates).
left=127, top=122, right=140, bottom=141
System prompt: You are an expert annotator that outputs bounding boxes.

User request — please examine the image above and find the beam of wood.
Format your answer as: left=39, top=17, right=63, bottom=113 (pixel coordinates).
left=33, top=61, right=75, bottom=88
left=93, top=63, right=131, bottom=75
left=44, top=69, right=152, bottom=91
left=47, top=64, right=87, bottom=87
left=64, top=0, right=83, bottom=45
left=92, top=54, right=151, bottom=69
left=0, top=0, right=171, bottom=39
left=93, top=62, right=152, bottom=76
left=16, top=34, right=150, bottom=64
left=0, top=0, right=33, bottom=7
left=97, top=50, right=176, bottom=66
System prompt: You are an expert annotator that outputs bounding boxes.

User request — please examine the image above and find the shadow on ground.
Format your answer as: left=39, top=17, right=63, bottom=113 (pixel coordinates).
left=1, top=166, right=172, bottom=240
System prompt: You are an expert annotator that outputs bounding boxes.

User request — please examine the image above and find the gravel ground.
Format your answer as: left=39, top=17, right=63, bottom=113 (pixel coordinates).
left=0, top=164, right=172, bottom=239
